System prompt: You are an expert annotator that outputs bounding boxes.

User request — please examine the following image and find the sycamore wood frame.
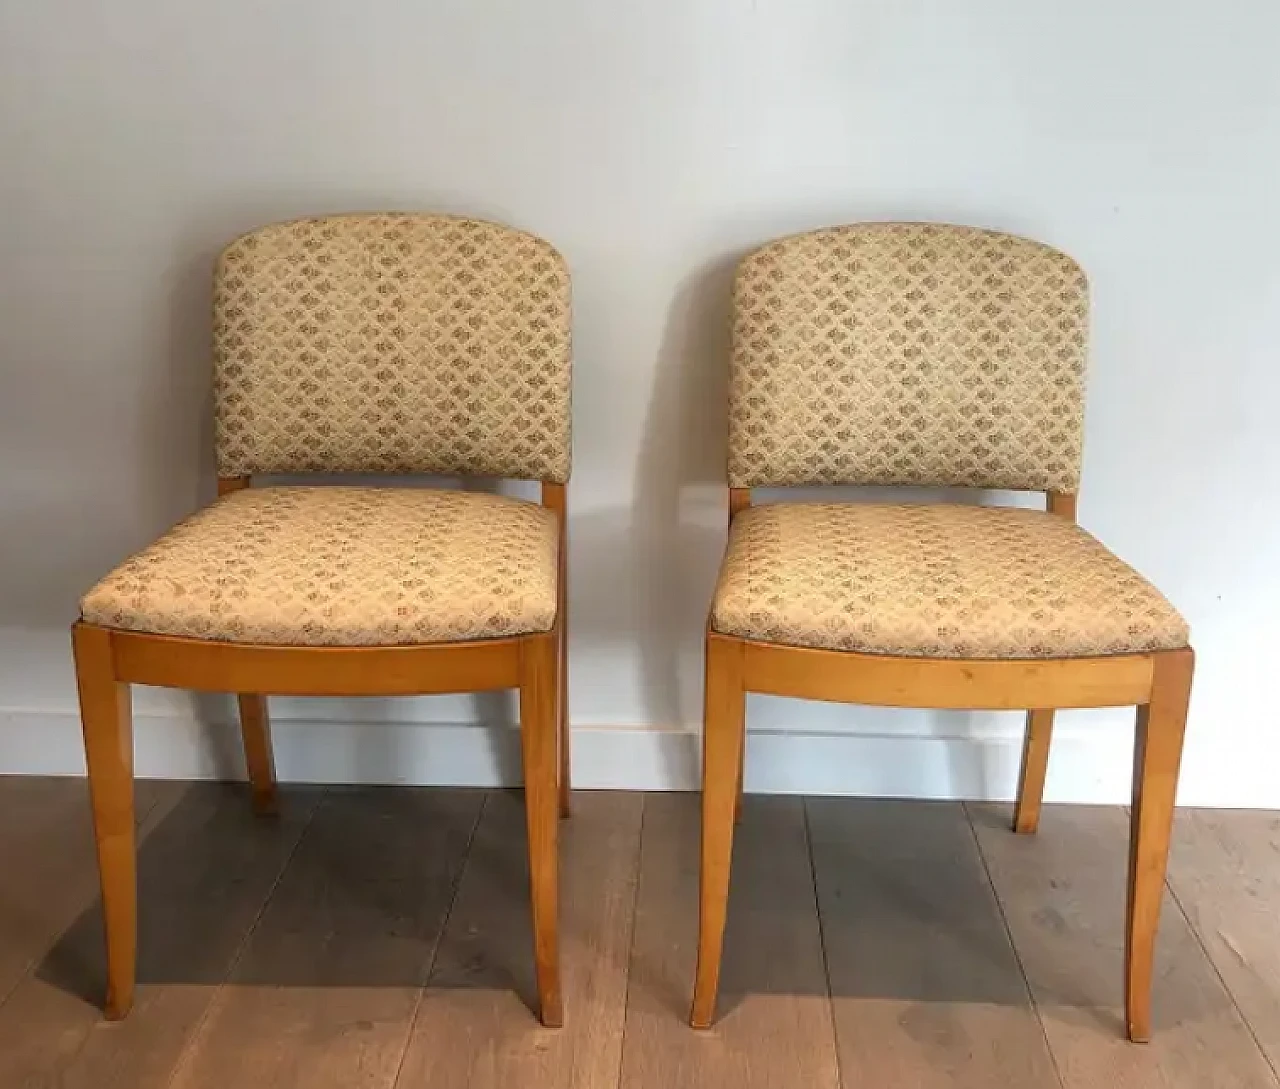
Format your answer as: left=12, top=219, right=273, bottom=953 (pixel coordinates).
left=73, top=474, right=571, bottom=1027
left=691, top=487, right=1194, bottom=1043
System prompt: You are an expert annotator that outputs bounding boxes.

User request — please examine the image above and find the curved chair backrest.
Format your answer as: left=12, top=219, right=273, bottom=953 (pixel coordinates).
left=214, top=214, right=572, bottom=482
left=727, top=222, right=1089, bottom=492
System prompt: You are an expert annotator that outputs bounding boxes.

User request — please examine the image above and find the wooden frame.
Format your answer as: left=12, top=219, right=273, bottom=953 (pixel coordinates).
left=73, top=477, right=571, bottom=1027
left=691, top=487, right=1194, bottom=1043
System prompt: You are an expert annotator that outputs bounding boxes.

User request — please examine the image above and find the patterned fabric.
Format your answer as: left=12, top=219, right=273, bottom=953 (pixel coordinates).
left=80, top=487, right=559, bottom=646
left=214, top=214, right=572, bottom=482
left=728, top=223, right=1089, bottom=491
left=711, top=503, right=1188, bottom=658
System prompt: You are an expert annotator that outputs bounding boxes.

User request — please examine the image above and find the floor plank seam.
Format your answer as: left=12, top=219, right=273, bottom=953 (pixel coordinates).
left=1165, top=870, right=1280, bottom=1087
left=14, top=781, right=1280, bottom=1089
left=800, top=797, right=848, bottom=1089
left=160, top=785, right=326, bottom=1089
left=961, top=801, right=1068, bottom=1089
left=615, top=792, right=649, bottom=1089
left=389, top=788, right=490, bottom=1089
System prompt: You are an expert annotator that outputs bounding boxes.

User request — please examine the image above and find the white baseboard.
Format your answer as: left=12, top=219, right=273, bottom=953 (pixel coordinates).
left=0, top=707, right=1266, bottom=808
left=0, top=707, right=1127, bottom=804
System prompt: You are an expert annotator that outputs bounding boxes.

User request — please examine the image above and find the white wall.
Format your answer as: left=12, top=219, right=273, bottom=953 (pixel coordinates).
left=2, top=0, right=1278, bottom=804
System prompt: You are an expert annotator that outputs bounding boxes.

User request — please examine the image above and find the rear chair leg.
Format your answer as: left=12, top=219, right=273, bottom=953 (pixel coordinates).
left=1125, top=648, right=1194, bottom=1043
left=1013, top=708, right=1055, bottom=833
left=557, top=614, right=571, bottom=818
left=72, top=623, right=137, bottom=1020
left=237, top=694, right=277, bottom=816
left=734, top=742, right=745, bottom=825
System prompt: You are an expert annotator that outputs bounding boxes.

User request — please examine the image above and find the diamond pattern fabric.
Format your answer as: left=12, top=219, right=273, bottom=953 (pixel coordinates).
left=80, top=487, right=559, bottom=646
left=214, top=214, right=572, bottom=482
left=710, top=503, right=1188, bottom=658
left=728, top=222, right=1088, bottom=491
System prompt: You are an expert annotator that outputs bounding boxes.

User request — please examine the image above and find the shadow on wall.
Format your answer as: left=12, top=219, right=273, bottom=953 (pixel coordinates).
left=0, top=244, right=217, bottom=631
left=568, top=253, right=742, bottom=786
left=639, top=253, right=741, bottom=776
left=0, top=193, right=523, bottom=628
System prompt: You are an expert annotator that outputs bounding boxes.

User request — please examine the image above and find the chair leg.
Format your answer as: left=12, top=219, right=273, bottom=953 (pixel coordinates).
left=1013, top=708, right=1055, bottom=833
left=734, top=741, right=745, bottom=825
left=691, top=633, right=746, bottom=1029
left=557, top=617, right=571, bottom=818
left=520, top=632, right=563, bottom=1027
left=72, top=624, right=137, bottom=1021
left=1125, top=647, right=1194, bottom=1043
left=237, top=695, right=277, bottom=816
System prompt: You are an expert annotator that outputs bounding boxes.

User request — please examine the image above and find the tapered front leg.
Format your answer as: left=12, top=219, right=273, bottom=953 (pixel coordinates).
left=1125, top=648, right=1194, bottom=1042
left=72, top=623, right=137, bottom=1020
left=691, top=632, right=746, bottom=1029
left=520, top=631, right=563, bottom=1026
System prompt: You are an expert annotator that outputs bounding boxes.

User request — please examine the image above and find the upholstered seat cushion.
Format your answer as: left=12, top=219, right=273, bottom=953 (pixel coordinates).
left=80, top=487, right=559, bottom=646
left=711, top=503, right=1188, bottom=659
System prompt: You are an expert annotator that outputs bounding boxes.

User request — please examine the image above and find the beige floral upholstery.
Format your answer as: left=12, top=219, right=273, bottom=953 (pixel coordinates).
left=80, top=487, right=558, bottom=646
left=214, top=214, right=572, bottom=482
left=728, top=223, right=1088, bottom=491
left=711, top=503, right=1188, bottom=658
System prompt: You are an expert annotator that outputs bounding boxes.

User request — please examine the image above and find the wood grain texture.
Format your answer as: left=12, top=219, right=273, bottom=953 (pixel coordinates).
left=622, top=793, right=840, bottom=1089
left=0, top=783, right=317, bottom=1089
left=108, top=627, right=522, bottom=697
left=520, top=631, right=563, bottom=1026
left=398, top=790, right=642, bottom=1089
left=7, top=783, right=1280, bottom=1089
left=557, top=611, right=570, bottom=817
left=691, top=631, right=746, bottom=1027
left=741, top=638, right=1155, bottom=710
left=73, top=621, right=136, bottom=1018
left=236, top=694, right=277, bottom=816
left=168, top=787, right=482, bottom=1089
left=725, top=491, right=751, bottom=824
left=808, top=798, right=1060, bottom=1088
left=1125, top=648, right=1194, bottom=1042
left=1047, top=491, right=1078, bottom=521
left=542, top=479, right=572, bottom=817
left=970, top=803, right=1277, bottom=1089
left=216, top=476, right=250, bottom=496
left=1014, top=709, right=1056, bottom=834
left=1167, top=809, right=1280, bottom=1073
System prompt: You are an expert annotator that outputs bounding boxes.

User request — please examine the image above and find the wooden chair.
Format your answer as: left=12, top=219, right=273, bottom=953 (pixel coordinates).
left=72, top=214, right=572, bottom=1026
left=689, top=223, right=1192, bottom=1043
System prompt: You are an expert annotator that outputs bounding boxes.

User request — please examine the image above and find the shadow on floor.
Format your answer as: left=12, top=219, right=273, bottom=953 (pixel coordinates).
left=37, top=785, right=1108, bottom=1023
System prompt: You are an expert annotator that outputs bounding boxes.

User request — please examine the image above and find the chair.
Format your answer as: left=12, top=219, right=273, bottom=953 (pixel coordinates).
left=689, top=223, right=1192, bottom=1042
left=73, top=213, right=572, bottom=1026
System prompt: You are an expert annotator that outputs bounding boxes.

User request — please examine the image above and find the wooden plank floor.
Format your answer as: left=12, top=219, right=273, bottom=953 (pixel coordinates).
left=1, top=779, right=1279, bottom=1089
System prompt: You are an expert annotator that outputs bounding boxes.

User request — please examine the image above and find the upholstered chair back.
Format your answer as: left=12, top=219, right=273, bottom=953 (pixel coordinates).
left=213, top=214, right=572, bottom=482
left=727, top=222, right=1088, bottom=492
